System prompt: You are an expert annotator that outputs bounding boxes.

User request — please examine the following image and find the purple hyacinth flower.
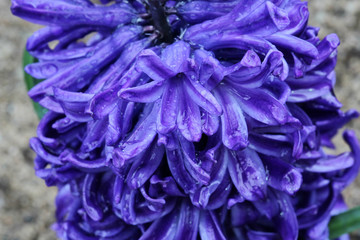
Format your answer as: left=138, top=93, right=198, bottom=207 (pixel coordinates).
left=12, top=0, right=360, bottom=239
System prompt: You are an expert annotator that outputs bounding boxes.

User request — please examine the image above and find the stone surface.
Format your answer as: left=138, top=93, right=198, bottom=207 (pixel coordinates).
left=0, top=1, right=57, bottom=240
left=0, top=0, right=359, bottom=239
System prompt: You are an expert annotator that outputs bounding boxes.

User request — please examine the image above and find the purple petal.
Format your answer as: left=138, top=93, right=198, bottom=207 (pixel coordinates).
left=262, top=156, right=302, bottom=194
left=214, top=87, right=248, bottom=150
left=201, top=174, right=231, bottom=210
left=106, top=102, right=135, bottom=145
left=265, top=33, right=319, bottom=58
left=252, top=189, right=280, bottom=219
left=184, top=1, right=272, bottom=39
left=190, top=145, right=231, bottom=209
left=136, top=49, right=176, bottom=81
left=224, top=50, right=262, bottom=85
left=288, top=103, right=318, bottom=149
left=82, top=174, right=103, bottom=221
left=36, top=112, right=63, bottom=149
left=117, top=186, right=175, bottom=225
left=227, top=148, right=267, bottom=201
left=52, top=116, right=81, bottom=134
left=288, top=83, right=331, bottom=102
left=138, top=200, right=199, bottom=240
left=183, top=77, right=222, bottom=116
left=119, top=80, right=165, bottom=103
left=161, top=41, right=190, bottom=73
left=180, top=139, right=211, bottom=185
left=166, top=147, right=198, bottom=194
left=54, top=184, right=80, bottom=221
left=140, top=186, right=166, bottom=211
left=89, top=66, right=142, bottom=119
left=121, top=102, right=137, bottom=138
left=149, top=175, right=185, bottom=197
left=60, top=150, right=108, bottom=170
left=173, top=200, right=200, bottom=240
left=38, top=96, right=63, bottom=113
left=201, top=111, right=219, bottom=136
left=247, top=230, right=279, bottom=240
left=193, top=32, right=276, bottom=54
left=309, top=33, right=340, bottom=71
left=26, top=26, right=77, bottom=51
left=199, top=211, right=226, bottom=240
left=227, top=50, right=283, bottom=88
left=193, top=49, right=224, bottom=90
left=29, top=137, right=62, bottom=165
left=261, top=77, right=291, bottom=105
left=291, top=52, right=305, bottom=78
left=272, top=190, right=299, bottom=240
left=191, top=146, right=228, bottom=209
left=234, top=87, right=291, bottom=125
left=177, top=1, right=237, bottom=24
left=139, top=207, right=179, bottom=240
left=29, top=25, right=141, bottom=101
left=292, top=130, right=303, bottom=159
left=56, top=28, right=101, bottom=51
left=333, top=130, right=360, bottom=189
left=281, top=1, right=309, bottom=35
left=127, top=143, right=165, bottom=189
left=81, top=118, right=108, bottom=152
left=306, top=152, right=354, bottom=173
left=53, top=88, right=93, bottom=122
left=249, top=133, right=293, bottom=160
left=11, top=0, right=136, bottom=27
left=297, top=184, right=337, bottom=228
left=113, top=175, right=124, bottom=204
left=306, top=216, right=330, bottom=240
left=25, top=60, right=75, bottom=79
left=114, top=103, right=158, bottom=163
left=177, top=86, right=202, bottom=142
left=30, top=46, right=93, bottom=61
left=157, top=80, right=179, bottom=134
left=89, top=38, right=151, bottom=93
left=229, top=1, right=290, bottom=36
left=231, top=202, right=260, bottom=227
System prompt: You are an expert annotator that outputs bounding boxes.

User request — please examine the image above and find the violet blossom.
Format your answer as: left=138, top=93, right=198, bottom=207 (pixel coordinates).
left=11, top=0, right=360, bottom=239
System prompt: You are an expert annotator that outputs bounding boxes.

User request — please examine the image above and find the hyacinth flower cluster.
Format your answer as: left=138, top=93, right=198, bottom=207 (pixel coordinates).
left=11, top=0, right=360, bottom=239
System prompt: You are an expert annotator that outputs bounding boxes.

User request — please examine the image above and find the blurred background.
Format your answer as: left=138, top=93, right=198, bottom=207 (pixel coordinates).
left=1, top=0, right=360, bottom=239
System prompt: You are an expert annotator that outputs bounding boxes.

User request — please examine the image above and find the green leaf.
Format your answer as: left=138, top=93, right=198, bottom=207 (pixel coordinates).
left=23, top=48, right=48, bottom=119
left=329, top=205, right=360, bottom=239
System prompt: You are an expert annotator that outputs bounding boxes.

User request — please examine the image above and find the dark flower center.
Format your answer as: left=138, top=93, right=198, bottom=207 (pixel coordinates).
left=144, top=0, right=174, bottom=43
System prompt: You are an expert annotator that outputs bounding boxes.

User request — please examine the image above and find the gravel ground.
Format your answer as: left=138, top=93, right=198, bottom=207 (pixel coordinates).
left=0, top=1, right=360, bottom=239
left=0, top=1, right=57, bottom=240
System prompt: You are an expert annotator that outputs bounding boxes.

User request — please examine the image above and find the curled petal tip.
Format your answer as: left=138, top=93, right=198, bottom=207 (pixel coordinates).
left=282, top=169, right=303, bottom=195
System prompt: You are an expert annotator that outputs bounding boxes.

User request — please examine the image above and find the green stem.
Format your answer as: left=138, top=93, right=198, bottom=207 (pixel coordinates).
left=329, top=206, right=360, bottom=239
left=23, top=48, right=47, bottom=119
